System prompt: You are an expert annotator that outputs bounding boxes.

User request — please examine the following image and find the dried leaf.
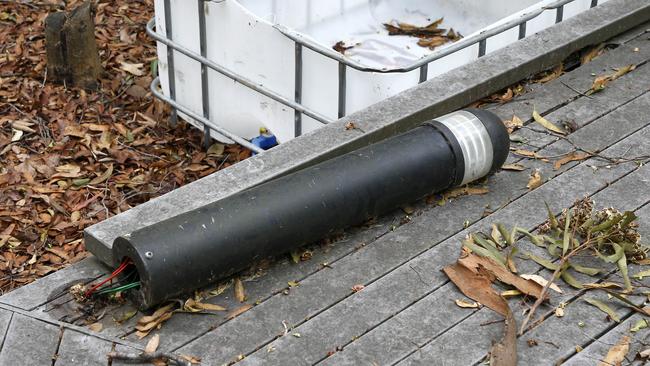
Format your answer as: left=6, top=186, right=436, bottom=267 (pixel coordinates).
left=226, top=304, right=253, bottom=320
left=443, top=261, right=517, bottom=366
left=581, top=44, right=604, bottom=65
left=532, top=109, right=567, bottom=135
left=583, top=282, right=623, bottom=290
left=584, top=298, right=620, bottom=322
left=287, top=281, right=299, bottom=287
left=184, top=298, right=226, bottom=312
left=553, top=152, right=591, bottom=170
left=526, top=170, right=543, bottom=190
left=588, top=64, right=636, bottom=94
left=598, top=335, right=629, bottom=366
left=503, top=115, right=523, bottom=133
left=120, top=61, right=145, bottom=76
left=234, top=278, right=246, bottom=303
left=137, top=304, right=175, bottom=325
left=11, top=129, right=23, bottom=142
left=520, top=274, right=562, bottom=294
left=455, top=299, right=480, bottom=308
left=501, top=163, right=526, bottom=171
left=555, top=302, right=566, bottom=317
left=512, top=149, right=541, bottom=159
left=88, top=322, right=103, bottom=332
left=144, top=334, right=160, bottom=354
left=459, top=253, right=546, bottom=299
left=352, top=284, right=365, bottom=292
left=90, top=164, right=113, bottom=185
left=501, top=290, right=523, bottom=297
left=536, top=64, right=564, bottom=83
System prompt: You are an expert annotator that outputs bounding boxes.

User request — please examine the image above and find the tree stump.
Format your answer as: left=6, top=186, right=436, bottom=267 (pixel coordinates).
left=45, top=2, right=102, bottom=90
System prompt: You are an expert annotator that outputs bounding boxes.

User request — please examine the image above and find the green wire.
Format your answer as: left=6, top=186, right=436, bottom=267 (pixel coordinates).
left=96, top=281, right=140, bottom=295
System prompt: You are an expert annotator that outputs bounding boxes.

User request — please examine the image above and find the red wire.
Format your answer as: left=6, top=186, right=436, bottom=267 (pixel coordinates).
left=85, top=259, right=131, bottom=297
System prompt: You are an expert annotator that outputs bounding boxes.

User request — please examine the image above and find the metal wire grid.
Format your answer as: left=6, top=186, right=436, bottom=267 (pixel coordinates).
left=147, top=0, right=600, bottom=153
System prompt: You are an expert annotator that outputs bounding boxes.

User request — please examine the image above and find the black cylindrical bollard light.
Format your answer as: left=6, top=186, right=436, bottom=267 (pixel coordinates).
left=113, top=109, right=509, bottom=309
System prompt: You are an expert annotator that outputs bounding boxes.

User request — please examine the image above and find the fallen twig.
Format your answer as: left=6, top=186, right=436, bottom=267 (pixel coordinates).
left=518, top=239, right=590, bottom=335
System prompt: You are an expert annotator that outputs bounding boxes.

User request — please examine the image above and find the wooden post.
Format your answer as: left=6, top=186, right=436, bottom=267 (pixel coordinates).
left=45, top=2, right=102, bottom=90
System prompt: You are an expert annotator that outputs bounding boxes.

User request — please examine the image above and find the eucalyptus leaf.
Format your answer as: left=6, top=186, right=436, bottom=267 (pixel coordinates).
left=545, top=202, right=558, bottom=230
left=596, top=243, right=624, bottom=264
left=561, top=270, right=583, bottom=289
left=463, top=240, right=506, bottom=267
left=617, top=254, right=632, bottom=292
left=591, top=214, right=624, bottom=233
left=497, top=223, right=514, bottom=246
left=563, top=209, right=572, bottom=256
left=619, top=211, right=638, bottom=229
left=515, top=228, right=544, bottom=246
left=526, top=253, right=559, bottom=271
left=584, top=298, right=620, bottom=322
left=569, top=262, right=602, bottom=276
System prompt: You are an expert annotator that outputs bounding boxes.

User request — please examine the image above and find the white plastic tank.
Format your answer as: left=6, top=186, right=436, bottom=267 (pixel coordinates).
left=153, top=0, right=607, bottom=144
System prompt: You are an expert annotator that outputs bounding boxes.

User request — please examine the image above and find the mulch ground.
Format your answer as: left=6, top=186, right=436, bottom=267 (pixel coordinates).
left=0, top=0, right=249, bottom=293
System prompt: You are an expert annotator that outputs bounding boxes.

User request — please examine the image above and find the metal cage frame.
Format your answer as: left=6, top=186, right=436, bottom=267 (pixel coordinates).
left=147, top=0, right=600, bottom=153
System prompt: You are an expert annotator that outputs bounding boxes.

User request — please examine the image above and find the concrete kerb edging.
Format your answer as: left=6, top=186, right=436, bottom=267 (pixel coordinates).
left=85, top=0, right=650, bottom=265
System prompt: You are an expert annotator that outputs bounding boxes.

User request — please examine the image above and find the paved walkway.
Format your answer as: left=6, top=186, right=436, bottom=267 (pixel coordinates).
left=0, top=25, right=649, bottom=366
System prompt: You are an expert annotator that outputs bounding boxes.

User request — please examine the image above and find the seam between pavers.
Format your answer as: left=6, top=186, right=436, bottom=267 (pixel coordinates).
left=312, top=169, right=650, bottom=366
left=0, top=312, right=13, bottom=356
left=0, top=303, right=145, bottom=354
left=237, top=119, right=650, bottom=365
left=173, top=88, right=650, bottom=359
left=51, top=325, right=65, bottom=366
left=406, top=196, right=650, bottom=366
left=86, top=0, right=650, bottom=265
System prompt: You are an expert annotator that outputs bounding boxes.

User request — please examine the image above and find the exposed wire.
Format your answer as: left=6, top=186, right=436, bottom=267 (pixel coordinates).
left=95, top=281, right=140, bottom=295
left=84, top=259, right=131, bottom=298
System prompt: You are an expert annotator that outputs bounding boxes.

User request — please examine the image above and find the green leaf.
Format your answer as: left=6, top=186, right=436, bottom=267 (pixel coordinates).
left=497, top=223, right=514, bottom=246
left=150, top=59, right=158, bottom=77
left=633, top=269, right=650, bottom=280
left=545, top=202, right=558, bottom=231
left=591, top=214, right=624, bottom=233
left=515, top=228, right=544, bottom=246
left=561, top=270, right=583, bottom=289
left=619, top=211, right=637, bottom=229
left=526, top=253, right=559, bottom=271
left=547, top=240, right=562, bottom=258
left=631, top=319, right=648, bottom=332
left=569, top=262, right=602, bottom=276
left=596, top=243, right=624, bottom=263
left=617, top=254, right=632, bottom=292
left=72, top=178, right=90, bottom=187
left=584, top=298, right=621, bottom=322
left=289, top=251, right=301, bottom=264
left=563, top=209, right=572, bottom=256
left=463, top=240, right=506, bottom=267
left=472, top=233, right=508, bottom=266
